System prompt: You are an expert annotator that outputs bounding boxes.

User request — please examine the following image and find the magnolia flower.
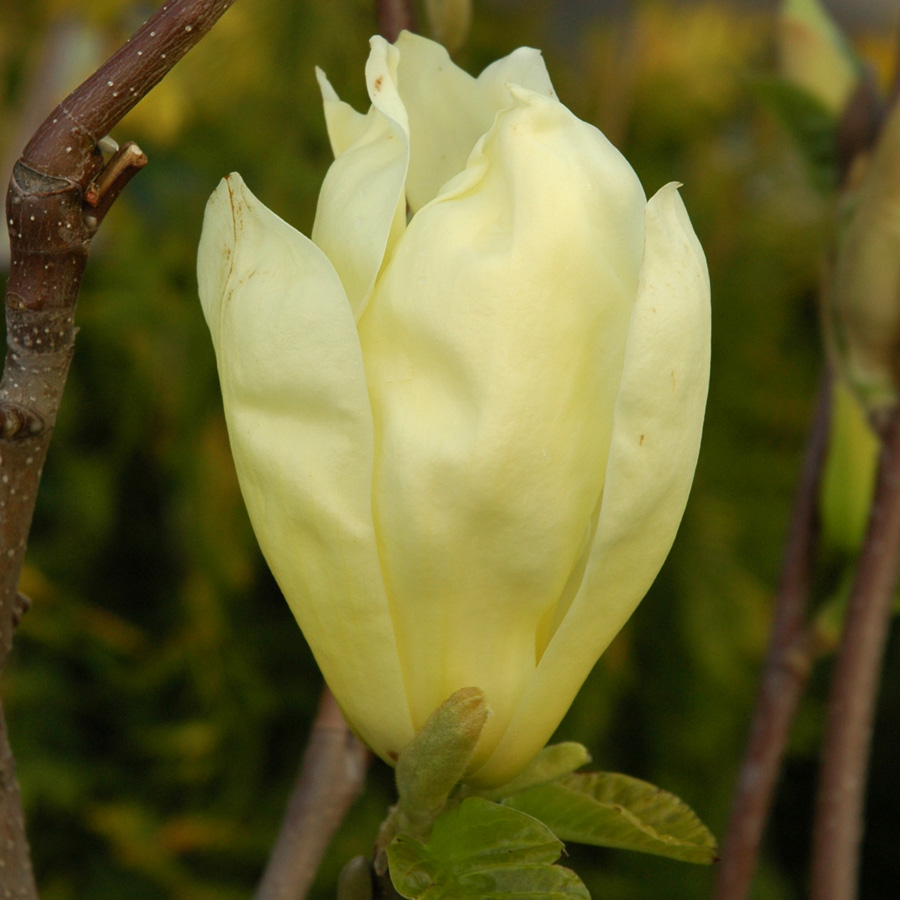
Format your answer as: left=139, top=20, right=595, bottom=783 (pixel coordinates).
left=198, top=32, right=710, bottom=787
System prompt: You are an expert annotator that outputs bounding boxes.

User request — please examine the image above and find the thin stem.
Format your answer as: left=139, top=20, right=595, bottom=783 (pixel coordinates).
left=376, top=0, right=417, bottom=42
left=713, top=369, right=833, bottom=900
left=810, top=404, right=900, bottom=900
left=254, top=688, right=370, bottom=900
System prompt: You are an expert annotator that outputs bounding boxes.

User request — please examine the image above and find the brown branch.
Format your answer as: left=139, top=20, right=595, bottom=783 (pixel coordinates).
left=254, top=688, right=370, bottom=900
left=810, top=403, right=900, bottom=900
left=0, top=21, right=105, bottom=271
left=1, top=0, right=236, bottom=668
left=713, top=369, right=833, bottom=900
left=376, top=0, right=417, bottom=42
left=1, top=1, right=236, bottom=895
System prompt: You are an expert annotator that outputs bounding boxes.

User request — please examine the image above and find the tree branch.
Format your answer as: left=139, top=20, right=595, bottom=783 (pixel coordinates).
left=254, top=688, right=370, bottom=900
left=713, top=369, right=833, bottom=900
left=0, top=698, right=35, bottom=900
left=810, top=403, right=900, bottom=900
left=1, top=1, right=236, bottom=895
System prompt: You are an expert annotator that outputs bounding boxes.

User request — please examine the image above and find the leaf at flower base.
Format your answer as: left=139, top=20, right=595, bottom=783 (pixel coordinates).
left=504, top=772, right=717, bottom=865
left=386, top=796, right=590, bottom=900
left=474, top=742, right=592, bottom=802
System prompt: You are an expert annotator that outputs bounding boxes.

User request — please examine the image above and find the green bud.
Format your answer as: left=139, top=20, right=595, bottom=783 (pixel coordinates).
left=395, top=687, right=488, bottom=835
left=826, top=99, right=900, bottom=427
left=374, top=687, right=488, bottom=875
left=778, top=0, right=858, bottom=115
left=820, top=378, right=879, bottom=552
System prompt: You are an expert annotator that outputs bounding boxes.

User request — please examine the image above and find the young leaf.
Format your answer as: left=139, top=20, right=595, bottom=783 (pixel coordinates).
left=386, top=797, right=590, bottom=900
left=504, top=772, right=718, bottom=865
left=395, top=687, right=488, bottom=835
left=473, top=742, right=592, bottom=802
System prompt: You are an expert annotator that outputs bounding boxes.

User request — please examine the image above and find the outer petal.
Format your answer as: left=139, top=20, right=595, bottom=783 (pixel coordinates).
left=198, top=174, right=415, bottom=762
left=471, top=183, right=711, bottom=786
left=358, top=89, right=646, bottom=771
left=312, top=37, right=409, bottom=319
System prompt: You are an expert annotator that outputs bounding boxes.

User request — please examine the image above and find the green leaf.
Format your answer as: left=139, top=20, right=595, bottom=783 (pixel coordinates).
left=752, top=76, right=839, bottom=194
left=474, top=742, right=592, bottom=802
left=504, top=772, right=718, bottom=865
left=386, top=797, right=590, bottom=900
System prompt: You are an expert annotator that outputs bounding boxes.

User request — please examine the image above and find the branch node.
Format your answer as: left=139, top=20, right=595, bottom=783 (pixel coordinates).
left=12, top=594, right=31, bottom=629
left=84, top=142, right=148, bottom=218
left=0, top=403, right=46, bottom=441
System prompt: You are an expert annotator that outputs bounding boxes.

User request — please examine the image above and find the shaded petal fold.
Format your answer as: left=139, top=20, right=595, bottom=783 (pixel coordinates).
left=394, top=31, right=497, bottom=212
left=393, top=33, right=556, bottom=212
left=313, top=37, right=410, bottom=319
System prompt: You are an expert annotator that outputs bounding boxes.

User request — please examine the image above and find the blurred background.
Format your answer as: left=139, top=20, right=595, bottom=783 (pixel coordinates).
left=1, top=0, right=899, bottom=898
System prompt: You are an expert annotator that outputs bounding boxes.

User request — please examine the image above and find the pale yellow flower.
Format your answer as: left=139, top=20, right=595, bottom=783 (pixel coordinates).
left=198, top=33, right=710, bottom=787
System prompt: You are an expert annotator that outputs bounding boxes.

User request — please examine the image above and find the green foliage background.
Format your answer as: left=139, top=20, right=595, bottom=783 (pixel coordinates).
left=0, top=0, right=898, bottom=897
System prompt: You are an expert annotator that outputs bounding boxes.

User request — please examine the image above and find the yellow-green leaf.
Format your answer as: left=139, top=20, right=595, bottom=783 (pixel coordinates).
left=504, top=772, right=717, bottom=864
left=387, top=797, right=590, bottom=899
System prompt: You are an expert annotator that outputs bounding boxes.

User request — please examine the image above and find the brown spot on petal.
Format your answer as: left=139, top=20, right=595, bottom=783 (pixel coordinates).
left=639, top=434, right=645, bottom=446
left=374, top=76, right=383, bottom=91
left=387, top=750, right=399, bottom=762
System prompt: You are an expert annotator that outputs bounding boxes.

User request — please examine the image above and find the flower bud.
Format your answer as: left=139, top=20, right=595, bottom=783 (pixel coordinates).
left=778, top=0, right=858, bottom=115
left=826, top=98, right=900, bottom=428
left=820, top=378, right=878, bottom=553
left=198, top=33, right=710, bottom=787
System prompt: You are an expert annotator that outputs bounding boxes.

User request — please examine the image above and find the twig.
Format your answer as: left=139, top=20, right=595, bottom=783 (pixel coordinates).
left=254, top=688, right=370, bottom=900
left=1, top=1, right=236, bottom=894
left=810, top=404, right=900, bottom=900
left=375, top=0, right=417, bottom=42
left=713, top=369, right=833, bottom=900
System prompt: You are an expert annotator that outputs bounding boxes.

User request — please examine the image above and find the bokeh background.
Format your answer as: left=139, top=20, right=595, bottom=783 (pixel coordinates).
left=1, top=0, right=899, bottom=897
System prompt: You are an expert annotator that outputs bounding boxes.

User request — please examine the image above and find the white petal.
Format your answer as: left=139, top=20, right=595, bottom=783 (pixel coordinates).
left=198, top=174, right=414, bottom=762
left=312, top=37, right=409, bottom=319
left=471, top=183, right=710, bottom=786
left=358, top=89, right=646, bottom=771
